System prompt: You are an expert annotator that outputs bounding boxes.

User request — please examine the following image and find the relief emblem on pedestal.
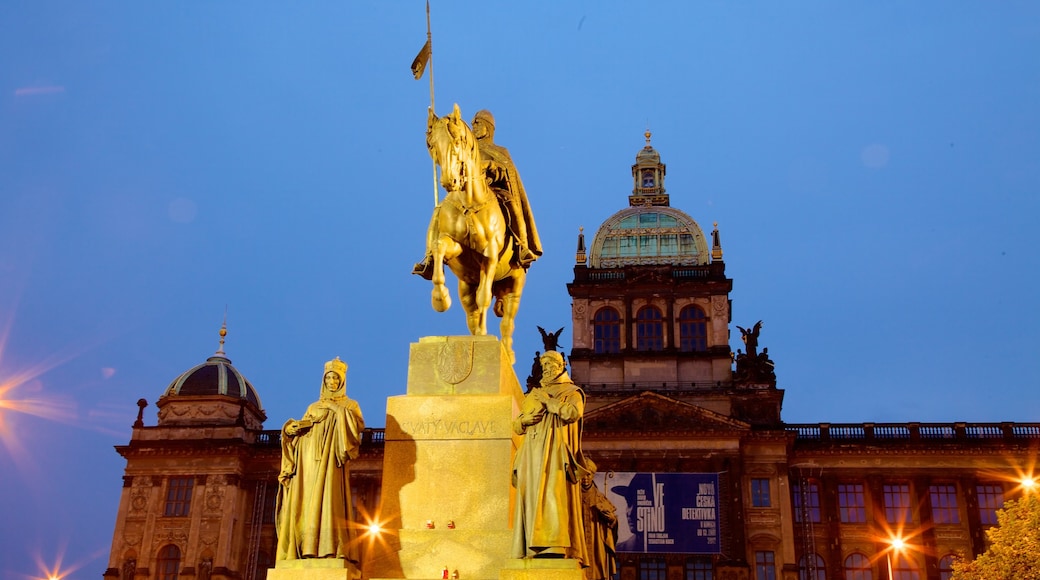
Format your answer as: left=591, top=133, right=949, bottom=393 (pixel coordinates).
left=435, top=339, right=474, bottom=385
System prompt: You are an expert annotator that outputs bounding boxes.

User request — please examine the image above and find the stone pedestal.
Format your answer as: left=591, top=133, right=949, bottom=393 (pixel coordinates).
left=268, top=559, right=359, bottom=580
left=369, top=336, right=525, bottom=580
left=499, top=559, right=583, bottom=580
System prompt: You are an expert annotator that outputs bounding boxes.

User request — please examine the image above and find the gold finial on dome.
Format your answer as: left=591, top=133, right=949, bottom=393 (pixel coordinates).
left=644, top=129, right=652, bottom=148
left=325, top=356, right=347, bottom=376
left=215, top=308, right=228, bottom=356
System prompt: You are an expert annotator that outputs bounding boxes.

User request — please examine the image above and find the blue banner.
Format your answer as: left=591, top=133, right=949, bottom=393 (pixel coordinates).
left=598, top=472, right=721, bottom=554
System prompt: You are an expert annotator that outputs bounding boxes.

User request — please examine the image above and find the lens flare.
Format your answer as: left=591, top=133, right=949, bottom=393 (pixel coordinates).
left=28, top=543, right=107, bottom=580
left=0, top=312, right=80, bottom=466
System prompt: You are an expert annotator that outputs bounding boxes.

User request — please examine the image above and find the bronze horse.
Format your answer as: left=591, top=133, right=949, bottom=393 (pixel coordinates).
left=423, top=105, right=526, bottom=363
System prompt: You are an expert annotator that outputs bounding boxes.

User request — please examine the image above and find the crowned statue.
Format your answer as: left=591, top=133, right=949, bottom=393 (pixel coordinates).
left=276, top=357, right=365, bottom=574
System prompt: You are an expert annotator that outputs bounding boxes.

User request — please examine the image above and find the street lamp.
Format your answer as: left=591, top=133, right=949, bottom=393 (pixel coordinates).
left=886, top=536, right=906, bottom=580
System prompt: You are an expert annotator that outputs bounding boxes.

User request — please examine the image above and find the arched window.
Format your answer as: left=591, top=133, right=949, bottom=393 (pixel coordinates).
left=938, top=555, right=956, bottom=580
left=798, top=554, right=825, bottom=580
left=679, top=305, right=708, bottom=352
left=891, top=555, right=920, bottom=580
left=593, top=308, right=621, bottom=353
left=685, top=557, right=713, bottom=580
left=843, top=553, right=872, bottom=580
left=156, top=545, right=181, bottom=580
left=636, top=306, right=664, bottom=351
left=639, top=557, right=667, bottom=580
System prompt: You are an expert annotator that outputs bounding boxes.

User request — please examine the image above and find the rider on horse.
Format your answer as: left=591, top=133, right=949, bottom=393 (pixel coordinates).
left=414, top=109, right=541, bottom=279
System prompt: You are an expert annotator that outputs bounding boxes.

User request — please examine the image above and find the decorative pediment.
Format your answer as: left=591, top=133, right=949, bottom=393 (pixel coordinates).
left=583, top=391, right=750, bottom=434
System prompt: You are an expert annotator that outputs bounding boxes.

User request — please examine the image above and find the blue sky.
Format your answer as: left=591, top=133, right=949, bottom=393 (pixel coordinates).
left=1, top=2, right=1038, bottom=578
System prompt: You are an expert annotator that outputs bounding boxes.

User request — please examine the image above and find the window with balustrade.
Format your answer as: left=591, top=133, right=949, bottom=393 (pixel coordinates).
left=976, top=484, right=1004, bottom=525
left=883, top=483, right=912, bottom=523
left=890, top=555, right=920, bottom=580
left=751, top=478, right=771, bottom=507
left=938, top=554, right=957, bottom=580
left=157, top=545, right=181, bottom=580
left=593, top=307, right=621, bottom=353
left=164, top=477, right=194, bottom=517
left=798, top=554, right=825, bottom=580
left=843, top=553, right=872, bottom=580
left=636, top=306, right=664, bottom=351
left=640, top=557, right=667, bottom=580
left=793, top=481, right=821, bottom=523
left=685, top=557, right=713, bottom=580
left=755, top=551, right=776, bottom=580
left=929, top=484, right=960, bottom=524
left=679, top=305, right=708, bottom=351
left=838, top=483, right=866, bottom=523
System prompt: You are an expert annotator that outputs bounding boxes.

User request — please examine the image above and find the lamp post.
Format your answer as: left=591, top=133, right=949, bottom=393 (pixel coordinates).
left=886, top=536, right=906, bottom=580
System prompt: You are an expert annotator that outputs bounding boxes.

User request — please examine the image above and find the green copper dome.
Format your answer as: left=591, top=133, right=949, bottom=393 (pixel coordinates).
left=588, top=206, right=709, bottom=268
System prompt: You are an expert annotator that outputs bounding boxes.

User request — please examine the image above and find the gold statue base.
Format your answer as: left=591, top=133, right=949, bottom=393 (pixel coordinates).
left=369, top=336, right=525, bottom=580
left=500, top=559, right=583, bottom=580
left=268, top=559, right=359, bottom=580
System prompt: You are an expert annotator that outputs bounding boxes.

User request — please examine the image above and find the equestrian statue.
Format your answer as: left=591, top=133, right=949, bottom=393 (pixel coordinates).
left=413, top=105, right=541, bottom=364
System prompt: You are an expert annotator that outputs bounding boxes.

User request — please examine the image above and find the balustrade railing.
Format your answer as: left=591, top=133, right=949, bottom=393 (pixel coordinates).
left=786, top=422, right=1040, bottom=442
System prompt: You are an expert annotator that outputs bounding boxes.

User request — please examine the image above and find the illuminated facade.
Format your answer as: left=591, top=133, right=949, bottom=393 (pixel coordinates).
left=103, top=137, right=1039, bottom=580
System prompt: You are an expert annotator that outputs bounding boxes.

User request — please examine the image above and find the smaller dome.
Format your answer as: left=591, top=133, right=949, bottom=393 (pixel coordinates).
left=636, top=144, right=661, bottom=164
left=163, top=354, right=263, bottom=409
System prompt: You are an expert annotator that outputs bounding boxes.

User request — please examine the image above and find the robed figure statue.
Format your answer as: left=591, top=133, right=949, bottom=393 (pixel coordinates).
left=511, top=350, right=590, bottom=564
left=276, top=357, right=364, bottom=570
left=581, top=460, right=618, bottom=580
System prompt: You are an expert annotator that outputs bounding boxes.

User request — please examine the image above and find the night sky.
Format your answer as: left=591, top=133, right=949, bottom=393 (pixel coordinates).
left=2, top=2, right=1038, bottom=578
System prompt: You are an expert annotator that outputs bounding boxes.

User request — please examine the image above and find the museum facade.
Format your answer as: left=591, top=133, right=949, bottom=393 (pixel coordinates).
left=103, top=137, right=1040, bottom=580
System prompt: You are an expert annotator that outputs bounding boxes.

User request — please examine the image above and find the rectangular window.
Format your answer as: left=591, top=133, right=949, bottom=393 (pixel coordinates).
left=884, top=483, right=912, bottom=524
left=659, top=234, right=679, bottom=256
left=793, top=481, right=821, bottom=523
left=976, top=484, right=1004, bottom=525
left=639, top=235, right=658, bottom=255
left=685, top=558, right=713, bottom=580
left=751, top=478, right=771, bottom=507
left=619, top=236, right=638, bottom=257
left=640, top=558, right=667, bottom=580
left=837, top=483, right=866, bottom=523
left=164, top=476, right=194, bottom=517
left=929, top=484, right=960, bottom=524
left=755, top=551, right=776, bottom=580
left=262, top=485, right=278, bottom=524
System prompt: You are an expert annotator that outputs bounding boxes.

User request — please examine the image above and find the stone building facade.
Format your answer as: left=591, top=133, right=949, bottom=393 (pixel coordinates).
left=103, top=137, right=1039, bottom=580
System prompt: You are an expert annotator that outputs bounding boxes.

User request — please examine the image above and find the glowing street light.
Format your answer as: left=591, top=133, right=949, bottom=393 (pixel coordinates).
left=885, top=535, right=906, bottom=580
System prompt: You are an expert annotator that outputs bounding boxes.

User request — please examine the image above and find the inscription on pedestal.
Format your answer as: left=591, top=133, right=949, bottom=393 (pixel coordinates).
left=398, top=418, right=501, bottom=438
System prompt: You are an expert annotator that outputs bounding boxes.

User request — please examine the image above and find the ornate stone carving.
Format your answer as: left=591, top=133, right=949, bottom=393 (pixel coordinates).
left=436, top=339, right=474, bottom=385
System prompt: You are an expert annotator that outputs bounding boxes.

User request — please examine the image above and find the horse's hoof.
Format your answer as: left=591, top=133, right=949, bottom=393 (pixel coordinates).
left=432, top=287, right=451, bottom=312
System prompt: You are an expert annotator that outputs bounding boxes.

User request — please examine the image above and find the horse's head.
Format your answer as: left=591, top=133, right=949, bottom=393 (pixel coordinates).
left=427, top=104, right=479, bottom=193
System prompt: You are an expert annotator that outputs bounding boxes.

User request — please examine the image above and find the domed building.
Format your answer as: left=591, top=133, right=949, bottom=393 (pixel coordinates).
left=102, top=325, right=384, bottom=580
left=101, top=134, right=1040, bottom=580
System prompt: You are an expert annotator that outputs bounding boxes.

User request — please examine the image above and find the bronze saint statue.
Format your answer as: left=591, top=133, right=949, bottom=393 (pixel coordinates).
left=511, top=349, right=589, bottom=563
left=276, top=357, right=364, bottom=571
left=581, top=460, right=618, bottom=580
left=415, top=105, right=532, bottom=363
